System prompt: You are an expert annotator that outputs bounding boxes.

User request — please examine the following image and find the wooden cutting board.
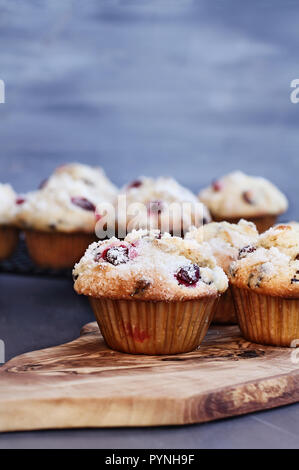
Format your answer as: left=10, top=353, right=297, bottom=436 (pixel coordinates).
left=0, top=322, right=298, bottom=432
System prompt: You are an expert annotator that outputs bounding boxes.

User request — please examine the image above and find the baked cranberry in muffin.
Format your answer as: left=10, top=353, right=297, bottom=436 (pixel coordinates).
left=175, top=264, right=201, bottom=286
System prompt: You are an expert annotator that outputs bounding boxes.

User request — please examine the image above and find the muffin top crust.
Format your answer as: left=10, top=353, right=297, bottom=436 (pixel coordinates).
left=51, top=163, right=117, bottom=198
left=111, top=177, right=211, bottom=236
left=186, top=219, right=259, bottom=272
left=229, top=224, right=299, bottom=297
left=281, top=221, right=299, bottom=231
left=198, top=171, right=288, bottom=218
left=16, top=163, right=117, bottom=233
left=73, top=229, right=228, bottom=301
left=0, top=183, right=18, bottom=225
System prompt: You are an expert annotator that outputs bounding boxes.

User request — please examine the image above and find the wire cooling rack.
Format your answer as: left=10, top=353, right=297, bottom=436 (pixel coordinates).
left=0, top=236, right=71, bottom=278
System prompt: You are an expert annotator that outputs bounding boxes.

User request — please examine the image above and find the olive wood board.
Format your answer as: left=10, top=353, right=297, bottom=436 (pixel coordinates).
left=0, top=322, right=298, bottom=432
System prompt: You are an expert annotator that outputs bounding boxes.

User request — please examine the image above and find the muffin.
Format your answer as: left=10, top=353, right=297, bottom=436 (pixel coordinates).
left=0, top=183, right=19, bottom=260
left=73, top=229, right=228, bottom=355
left=199, top=171, right=288, bottom=233
left=229, top=224, right=299, bottom=346
left=16, top=163, right=117, bottom=269
left=186, top=219, right=258, bottom=324
left=98, top=177, right=211, bottom=239
left=282, top=221, right=299, bottom=230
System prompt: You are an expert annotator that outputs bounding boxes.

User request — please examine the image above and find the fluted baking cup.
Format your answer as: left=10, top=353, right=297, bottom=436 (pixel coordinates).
left=232, top=286, right=299, bottom=347
left=90, top=296, right=219, bottom=355
left=0, top=225, right=19, bottom=260
left=25, top=230, right=96, bottom=269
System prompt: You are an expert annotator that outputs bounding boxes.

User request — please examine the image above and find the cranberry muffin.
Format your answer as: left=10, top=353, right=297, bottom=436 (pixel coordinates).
left=229, top=224, right=299, bottom=346
left=186, top=220, right=258, bottom=324
left=0, top=183, right=19, bottom=260
left=100, top=176, right=211, bottom=239
left=73, top=229, right=228, bottom=354
left=199, top=171, right=288, bottom=233
left=16, top=163, right=117, bottom=269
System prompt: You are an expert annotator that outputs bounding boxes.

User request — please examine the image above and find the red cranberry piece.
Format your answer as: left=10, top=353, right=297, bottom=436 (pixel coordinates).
left=239, top=245, right=257, bottom=259
left=128, top=180, right=142, bottom=189
left=99, top=245, right=130, bottom=265
left=16, top=196, right=25, bottom=205
left=242, top=190, right=254, bottom=204
left=147, top=200, right=164, bottom=215
left=175, top=264, right=200, bottom=287
left=71, top=197, right=95, bottom=211
left=212, top=180, right=222, bottom=191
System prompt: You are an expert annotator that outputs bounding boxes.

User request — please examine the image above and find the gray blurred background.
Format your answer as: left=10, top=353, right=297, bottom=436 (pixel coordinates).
left=0, top=0, right=298, bottom=219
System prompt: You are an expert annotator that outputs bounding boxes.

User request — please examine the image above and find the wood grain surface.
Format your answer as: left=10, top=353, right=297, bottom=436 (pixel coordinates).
left=0, top=322, right=298, bottom=432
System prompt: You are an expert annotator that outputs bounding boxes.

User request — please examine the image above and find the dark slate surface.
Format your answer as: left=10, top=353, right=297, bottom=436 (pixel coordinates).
left=0, top=0, right=299, bottom=448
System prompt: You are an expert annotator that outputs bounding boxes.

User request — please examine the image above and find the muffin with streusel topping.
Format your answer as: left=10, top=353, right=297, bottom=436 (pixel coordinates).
left=229, top=224, right=299, bottom=346
left=16, top=163, right=117, bottom=269
left=73, top=230, right=228, bottom=354
left=0, top=183, right=19, bottom=260
left=186, top=219, right=259, bottom=324
left=97, top=176, right=211, bottom=239
left=199, top=171, right=288, bottom=233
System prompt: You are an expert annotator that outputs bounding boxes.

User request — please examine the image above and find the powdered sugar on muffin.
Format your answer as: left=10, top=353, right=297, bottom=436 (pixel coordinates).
left=73, top=230, right=228, bottom=301
left=52, top=163, right=117, bottom=200
left=111, top=177, right=211, bottom=235
left=258, top=224, right=299, bottom=259
left=199, top=171, right=288, bottom=219
left=229, top=224, right=299, bottom=297
left=186, top=219, right=258, bottom=272
left=16, top=163, right=117, bottom=233
left=0, top=183, right=18, bottom=225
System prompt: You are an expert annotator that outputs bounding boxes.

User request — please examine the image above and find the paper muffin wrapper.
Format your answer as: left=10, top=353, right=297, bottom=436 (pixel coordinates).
left=90, top=296, right=219, bottom=355
left=213, top=215, right=278, bottom=233
left=0, top=225, right=19, bottom=260
left=231, top=286, right=299, bottom=347
left=25, top=230, right=96, bottom=269
left=212, top=286, right=237, bottom=324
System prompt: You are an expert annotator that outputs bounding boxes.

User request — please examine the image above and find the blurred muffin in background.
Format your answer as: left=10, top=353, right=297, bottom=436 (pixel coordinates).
left=16, top=163, right=117, bottom=269
left=104, top=176, right=211, bottom=239
left=186, top=219, right=259, bottom=324
left=0, top=183, right=19, bottom=260
left=199, top=171, right=288, bottom=233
